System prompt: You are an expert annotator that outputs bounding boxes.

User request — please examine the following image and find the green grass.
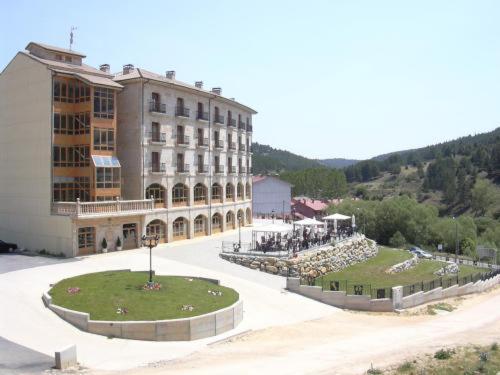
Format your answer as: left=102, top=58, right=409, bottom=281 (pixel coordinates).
left=49, top=271, right=239, bottom=321
left=315, top=247, right=483, bottom=292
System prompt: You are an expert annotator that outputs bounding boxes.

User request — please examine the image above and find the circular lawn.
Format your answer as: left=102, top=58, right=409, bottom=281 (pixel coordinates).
left=49, top=271, right=239, bottom=321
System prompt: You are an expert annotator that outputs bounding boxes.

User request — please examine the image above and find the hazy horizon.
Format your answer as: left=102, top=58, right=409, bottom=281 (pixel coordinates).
left=2, top=0, right=499, bottom=159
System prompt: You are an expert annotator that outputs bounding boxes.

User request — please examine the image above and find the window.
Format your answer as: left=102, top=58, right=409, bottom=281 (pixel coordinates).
left=172, top=183, right=188, bottom=205
left=237, top=183, right=244, bottom=199
left=212, top=214, right=222, bottom=230
left=54, top=112, right=90, bottom=135
left=194, top=215, right=206, bottom=234
left=146, top=220, right=166, bottom=242
left=53, top=79, right=90, bottom=103
left=53, top=145, right=90, bottom=167
left=56, top=54, right=63, bottom=61
left=226, top=183, right=234, bottom=200
left=226, top=211, right=234, bottom=226
left=194, top=183, right=207, bottom=204
left=246, top=183, right=251, bottom=199
left=78, top=227, right=95, bottom=249
left=146, top=183, right=165, bottom=203
left=93, top=128, right=115, bottom=150
left=64, top=56, right=72, bottom=63
left=96, top=167, right=120, bottom=189
left=94, top=87, right=114, bottom=119
left=53, top=176, right=90, bottom=202
left=212, top=183, right=222, bottom=201
left=173, top=217, right=187, bottom=238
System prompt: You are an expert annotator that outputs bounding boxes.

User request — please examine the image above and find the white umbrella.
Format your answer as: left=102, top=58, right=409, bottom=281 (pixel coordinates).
left=294, top=218, right=325, bottom=226
left=323, top=213, right=351, bottom=220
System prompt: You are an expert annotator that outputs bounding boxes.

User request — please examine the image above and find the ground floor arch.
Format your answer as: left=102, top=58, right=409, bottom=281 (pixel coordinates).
left=246, top=207, right=252, bottom=224
left=226, top=210, right=236, bottom=230
left=194, top=214, right=208, bottom=237
left=237, top=208, right=245, bottom=226
left=172, top=216, right=189, bottom=241
left=212, top=212, right=223, bottom=233
left=146, top=219, right=167, bottom=243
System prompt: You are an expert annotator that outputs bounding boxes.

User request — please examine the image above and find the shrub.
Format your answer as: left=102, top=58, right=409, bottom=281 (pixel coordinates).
left=366, top=364, right=382, bottom=375
left=101, top=238, right=107, bottom=249
left=389, top=231, right=406, bottom=248
left=116, top=237, right=122, bottom=247
left=479, top=351, right=489, bottom=362
left=491, top=342, right=498, bottom=351
left=434, top=348, right=454, bottom=360
left=397, top=361, right=414, bottom=372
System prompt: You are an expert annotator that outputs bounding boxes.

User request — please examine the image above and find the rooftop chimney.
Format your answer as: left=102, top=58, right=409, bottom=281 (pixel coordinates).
left=122, top=64, right=134, bottom=74
left=211, top=87, right=222, bottom=95
left=166, top=70, right=176, bottom=79
left=99, top=64, right=110, bottom=73
left=195, top=81, right=203, bottom=89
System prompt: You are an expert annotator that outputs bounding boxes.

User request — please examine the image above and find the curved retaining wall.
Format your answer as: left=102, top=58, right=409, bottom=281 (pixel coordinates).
left=286, top=273, right=500, bottom=312
left=43, top=273, right=243, bottom=341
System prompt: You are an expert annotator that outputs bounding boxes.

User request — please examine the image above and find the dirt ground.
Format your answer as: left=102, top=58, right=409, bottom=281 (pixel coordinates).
left=94, top=286, right=500, bottom=375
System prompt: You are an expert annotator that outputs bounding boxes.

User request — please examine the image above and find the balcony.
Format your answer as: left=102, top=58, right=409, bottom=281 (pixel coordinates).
left=228, top=142, right=236, bottom=151
left=214, top=114, right=225, bottom=124
left=247, top=123, right=253, bottom=132
left=177, top=163, right=190, bottom=174
left=238, top=121, right=246, bottom=130
left=197, top=137, right=209, bottom=147
left=229, top=166, right=237, bottom=174
left=149, top=163, right=166, bottom=174
left=52, top=198, right=162, bottom=219
left=214, top=165, right=224, bottom=174
left=148, top=131, right=166, bottom=144
left=239, top=144, right=246, bottom=152
left=197, top=164, right=209, bottom=174
left=214, top=140, right=224, bottom=149
left=247, top=167, right=253, bottom=174
left=149, top=101, right=166, bottom=114
left=176, top=134, right=190, bottom=146
left=196, top=111, right=209, bottom=121
left=228, top=118, right=236, bottom=128
left=239, top=166, right=246, bottom=174
left=175, top=106, right=190, bottom=118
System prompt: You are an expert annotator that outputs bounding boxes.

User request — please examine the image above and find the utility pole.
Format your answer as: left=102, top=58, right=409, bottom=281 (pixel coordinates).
left=454, top=217, right=459, bottom=262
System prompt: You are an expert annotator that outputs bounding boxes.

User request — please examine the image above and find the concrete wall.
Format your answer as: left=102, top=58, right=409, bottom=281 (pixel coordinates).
left=44, top=274, right=242, bottom=341
left=0, top=53, right=73, bottom=256
left=252, top=177, right=291, bottom=216
left=287, top=273, right=500, bottom=312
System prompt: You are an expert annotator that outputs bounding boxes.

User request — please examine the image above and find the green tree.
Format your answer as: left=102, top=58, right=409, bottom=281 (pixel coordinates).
left=389, top=231, right=406, bottom=248
left=471, top=179, right=496, bottom=216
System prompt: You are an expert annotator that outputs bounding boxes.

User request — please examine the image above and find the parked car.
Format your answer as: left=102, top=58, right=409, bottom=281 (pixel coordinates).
left=0, top=240, right=18, bottom=253
left=409, top=246, right=433, bottom=259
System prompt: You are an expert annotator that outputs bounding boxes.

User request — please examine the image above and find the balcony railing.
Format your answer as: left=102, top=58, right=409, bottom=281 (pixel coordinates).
left=214, top=140, right=224, bottom=149
left=229, top=166, right=237, bottom=174
left=197, top=137, right=209, bottom=147
left=176, top=135, right=190, bottom=146
left=240, top=166, right=246, bottom=174
left=175, top=106, right=190, bottom=117
left=214, top=165, right=224, bottom=174
left=197, top=164, right=209, bottom=174
left=177, top=163, right=190, bottom=173
left=239, top=144, right=246, bottom=151
left=238, top=121, right=246, bottom=130
left=228, top=142, right=236, bottom=150
left=148, top=131, right=167, bottom=144
left=52, top=198, right=161, bottom=218
left=214, top=114, right=225, bottom=124
left=246, top=123, right=253, bottom=132
left=149, top=163, right=166, bottom=173
left=247, top=167, right=252, bottom=174
left=149, top=101, right=167, bottom=114
left=197, top=111, right=209, bottom=121
left=228, top=118, right=236, bottom=127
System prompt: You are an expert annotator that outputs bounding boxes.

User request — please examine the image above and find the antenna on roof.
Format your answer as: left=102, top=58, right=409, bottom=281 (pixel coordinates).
left=69, top=26, right=77, bottom=50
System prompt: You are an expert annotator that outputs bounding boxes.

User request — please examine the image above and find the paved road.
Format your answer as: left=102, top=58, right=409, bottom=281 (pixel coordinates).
left=0, top=337, right=53, bottom=374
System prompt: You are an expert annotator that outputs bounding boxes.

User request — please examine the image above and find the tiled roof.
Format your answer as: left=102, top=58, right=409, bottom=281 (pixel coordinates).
left=114, top=68, right=257, bottom=114
left=292, top=198, right=329, bottom=211
left=26, top=42, right=86, bottom=57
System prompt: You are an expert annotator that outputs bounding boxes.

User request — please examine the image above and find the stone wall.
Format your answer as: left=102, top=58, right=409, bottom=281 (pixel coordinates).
left=220, top=236, right=378, bottom=278
left=386, top=255, right=418, bottom=274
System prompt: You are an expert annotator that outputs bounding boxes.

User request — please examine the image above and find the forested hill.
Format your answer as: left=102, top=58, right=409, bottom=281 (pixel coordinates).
left=251, top=143, right=323, bottom=174
left=317, top=158, right=359, bottom=168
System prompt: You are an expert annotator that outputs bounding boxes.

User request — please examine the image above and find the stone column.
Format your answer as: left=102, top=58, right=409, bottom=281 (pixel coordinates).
left=392, top=285, right=403, bottom=311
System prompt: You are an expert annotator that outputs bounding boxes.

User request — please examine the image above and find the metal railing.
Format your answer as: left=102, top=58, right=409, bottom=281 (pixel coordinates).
left=176, top=135, right=190, bottom=145
left=175, top=106, right=190, bottom=117
left=149, top=101, right=166, bottom=113
left=239, top=144, right=246, bottom=151
left=228, top=142, right=236, bottom=150
left=196, top=111, right=209, bottom=121
left=149, top=162, right=166, bottom=173
left=239, top=166, right=246, bottom=174
left=228, top=118, right=236, bottom=127
left=197, top=137, right=209, bottom=147
left=238, top=121, right=246, bottom=130
left=214, top=114, right=225, bottom=124
left=197, top=164, right=209, bottom=173
left=148, top=131, right=166, bottom=144
left=177, top=163, right=190, bottom=173
left=214, top=140, right=224, bottom=149
left=432, top=254, right=499, bottom=270
left=247, top=124, right=253, bottom=132
left=229, top=166, right=237, bottom=174
left=214, top=165, right=224, bottom=174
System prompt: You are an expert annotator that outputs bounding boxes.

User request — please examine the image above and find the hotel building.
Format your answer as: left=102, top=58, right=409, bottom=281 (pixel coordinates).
left=0, top=42, right=255, bottom=257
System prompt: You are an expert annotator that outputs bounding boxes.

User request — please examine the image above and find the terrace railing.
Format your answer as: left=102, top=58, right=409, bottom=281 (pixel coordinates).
left=52, top=198, right=161, bottom=218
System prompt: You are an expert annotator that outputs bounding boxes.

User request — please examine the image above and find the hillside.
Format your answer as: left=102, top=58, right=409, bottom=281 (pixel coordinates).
left=317, top=158, right=359, bottom=168
left=251, top=143, right=323, bottom=174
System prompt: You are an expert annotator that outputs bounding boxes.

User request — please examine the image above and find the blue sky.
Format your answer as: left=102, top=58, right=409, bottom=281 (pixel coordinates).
left=2, top=0, right=499, bottom=159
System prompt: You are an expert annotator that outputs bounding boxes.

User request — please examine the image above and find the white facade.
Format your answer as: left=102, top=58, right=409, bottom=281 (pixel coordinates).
left=252, top=176, right=292, bottom=217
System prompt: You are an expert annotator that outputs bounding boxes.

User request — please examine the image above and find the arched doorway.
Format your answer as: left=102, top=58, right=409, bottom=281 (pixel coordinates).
left=226, top=211, right=235, bottom=230
left=237, top=183, right=244, bottom=201
left=225, top=183, right=234, bottom=202
left=212, top=183, right=222, bottom=203
left=194, top=183, right=208, bottom=205
left=193, top=214, right=207, bottom=237
left=146, top=183, right=166, bottom=208
left=212, top=213, right=222, bottom=233
left=172, top=217, right=188, bottom=241
left=246, top=207, right=252, bottom=225
left=172, top=183, right=189, bottom=207
left=146, top=219, right=167, bottom=243
left=245, top=182, right=251, bottom=199
left=237, top=209, right=245, bottom=226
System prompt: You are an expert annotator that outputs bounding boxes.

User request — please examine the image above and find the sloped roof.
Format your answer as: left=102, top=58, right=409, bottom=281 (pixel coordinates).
left=114, top=68, right=257, bottom=114
left=292, top=198, right=329, bottom=211
left=26, top=42, right=86, bottom=57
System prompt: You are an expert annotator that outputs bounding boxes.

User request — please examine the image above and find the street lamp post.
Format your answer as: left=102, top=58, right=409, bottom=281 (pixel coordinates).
left=141, top=234, right=159, bottom=284
left=237, top=212, right=242, bottom=248
left=271, top=209, right=275, bottom=224
left=453, top=216, right=458, bottom=262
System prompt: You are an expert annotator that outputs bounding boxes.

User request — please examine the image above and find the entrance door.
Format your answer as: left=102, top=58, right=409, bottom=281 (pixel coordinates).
left=77, top=227, right=95, bottom=255
left=122, top=223, right=137, bottom=250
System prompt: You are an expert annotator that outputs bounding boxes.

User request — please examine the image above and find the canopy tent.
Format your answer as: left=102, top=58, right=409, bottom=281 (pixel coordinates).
left=294, top=218, right=325, bottom=226
left=323, top=213, right=351, bottom=221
